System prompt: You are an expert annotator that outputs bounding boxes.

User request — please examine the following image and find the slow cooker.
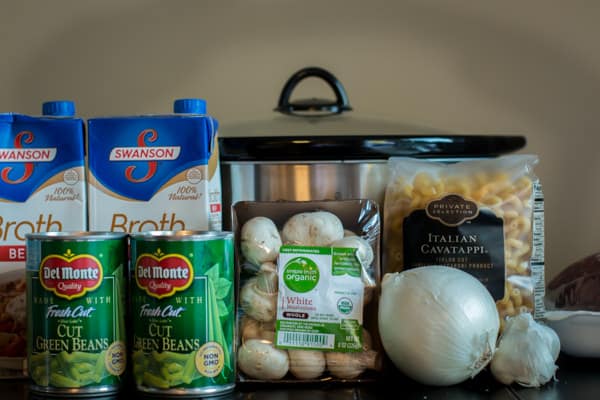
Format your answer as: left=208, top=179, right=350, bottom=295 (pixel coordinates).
left=219, top=67, right=525, bottom=229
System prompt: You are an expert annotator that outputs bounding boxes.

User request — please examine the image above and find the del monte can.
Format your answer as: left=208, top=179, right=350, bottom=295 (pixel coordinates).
left=129, top=231, right=235, bottom=396
left=25, top=232, right=127, bottom=396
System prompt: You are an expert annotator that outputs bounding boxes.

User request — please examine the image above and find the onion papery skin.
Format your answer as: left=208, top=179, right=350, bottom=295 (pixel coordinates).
left=378, top=266, right=500, bottom=386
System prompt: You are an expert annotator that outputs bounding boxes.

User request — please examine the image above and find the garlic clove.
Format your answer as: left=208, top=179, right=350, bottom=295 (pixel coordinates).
left=536, top=323, right=561, bottom=361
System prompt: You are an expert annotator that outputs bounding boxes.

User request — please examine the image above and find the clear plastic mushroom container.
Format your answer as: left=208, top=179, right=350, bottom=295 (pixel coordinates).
left=232, top=200, right=383, bottom=384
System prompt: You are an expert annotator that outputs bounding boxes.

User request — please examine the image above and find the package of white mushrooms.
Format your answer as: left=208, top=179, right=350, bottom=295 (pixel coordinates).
left=232, top=200, right=383, bottom=383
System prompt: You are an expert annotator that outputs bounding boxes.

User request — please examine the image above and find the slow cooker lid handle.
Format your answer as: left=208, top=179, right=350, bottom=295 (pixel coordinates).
left=275, top=66, right=353, bottom=116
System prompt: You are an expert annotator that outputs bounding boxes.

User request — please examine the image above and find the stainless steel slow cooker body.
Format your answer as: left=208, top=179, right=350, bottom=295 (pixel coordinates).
left=224, top=158, right=387, bottom=208
left=219, top=67, right=526, bottom=229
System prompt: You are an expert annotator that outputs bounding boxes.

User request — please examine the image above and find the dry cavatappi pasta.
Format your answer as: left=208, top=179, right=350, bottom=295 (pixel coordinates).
left=383, top=155, right=544, bottom=329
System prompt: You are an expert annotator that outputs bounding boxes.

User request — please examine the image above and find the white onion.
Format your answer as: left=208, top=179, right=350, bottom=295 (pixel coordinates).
left=378, top=266, right=500, bottom=386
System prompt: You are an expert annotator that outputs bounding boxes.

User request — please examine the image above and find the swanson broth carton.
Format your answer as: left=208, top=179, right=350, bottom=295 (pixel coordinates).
left=0, top=100, right=86, bottom=377
left=87, top=99, right=222, bottom=233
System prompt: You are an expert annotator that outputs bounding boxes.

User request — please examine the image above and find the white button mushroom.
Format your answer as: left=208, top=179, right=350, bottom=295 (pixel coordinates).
left=325, top=350, right=380, bottom=380
left=288, top=350, right=326, bottom=380
left=239, top=272, right=278, bottom=322
left=282, top=211, right=344, bottom=246
left=259, top=261, right=278, bottom=274
left=238, top=339, right=289, bottom=380
left=241, top=216, right=282, bottom=266
left=240, top=316, right=276, bottom=343
left=325, top=329, right=381, bottom=379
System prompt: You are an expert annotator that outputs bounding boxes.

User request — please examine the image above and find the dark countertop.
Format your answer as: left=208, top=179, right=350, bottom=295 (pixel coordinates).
left=5, top=354, right=595, bottom=399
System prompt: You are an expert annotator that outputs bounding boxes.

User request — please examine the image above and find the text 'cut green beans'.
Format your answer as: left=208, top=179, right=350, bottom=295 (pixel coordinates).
left=129, top=232, right=236, bottom=395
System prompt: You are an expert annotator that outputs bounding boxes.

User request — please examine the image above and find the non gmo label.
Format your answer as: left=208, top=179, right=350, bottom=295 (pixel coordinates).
left=275, top=246, right=363, bottom=352
left=403, top=195, right=506, bottom=300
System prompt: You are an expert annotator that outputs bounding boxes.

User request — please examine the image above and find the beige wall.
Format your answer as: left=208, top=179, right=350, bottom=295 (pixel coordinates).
left=2, top=0, right=599, bottom=281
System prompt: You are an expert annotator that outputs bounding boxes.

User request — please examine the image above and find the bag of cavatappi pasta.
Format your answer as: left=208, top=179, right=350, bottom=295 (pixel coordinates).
left=383, top=155, right=545, bottom=330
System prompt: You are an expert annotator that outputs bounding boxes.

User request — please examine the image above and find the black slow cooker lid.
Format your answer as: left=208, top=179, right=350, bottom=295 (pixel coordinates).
left=219, top=135, right=526, bottom=162
left=219, top=67, right=526, bottom=162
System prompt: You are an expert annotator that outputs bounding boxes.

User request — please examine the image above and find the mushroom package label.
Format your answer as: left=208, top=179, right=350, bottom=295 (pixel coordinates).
left=275, top=245, right=364, bottom=352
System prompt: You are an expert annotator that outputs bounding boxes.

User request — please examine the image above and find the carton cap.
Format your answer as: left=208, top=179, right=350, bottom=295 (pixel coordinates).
left=42, top=100, right=75, bottom=117
left=174, top=98, right=206, bottom=114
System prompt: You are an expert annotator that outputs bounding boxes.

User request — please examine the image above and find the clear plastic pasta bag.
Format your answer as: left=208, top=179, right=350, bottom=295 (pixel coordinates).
left=383, top=155, right=545, bottom=328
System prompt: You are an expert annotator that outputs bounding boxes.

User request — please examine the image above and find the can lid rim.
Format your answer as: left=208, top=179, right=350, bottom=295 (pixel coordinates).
left=26, top=231, right=128, bottom=240
left=129, top=230, right=233, bottom=240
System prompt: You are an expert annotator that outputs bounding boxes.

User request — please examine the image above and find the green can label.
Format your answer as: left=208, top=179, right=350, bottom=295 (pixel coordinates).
left=130, top=233, right=234, bottom=392
left=26, top=234, right=127, bottom=391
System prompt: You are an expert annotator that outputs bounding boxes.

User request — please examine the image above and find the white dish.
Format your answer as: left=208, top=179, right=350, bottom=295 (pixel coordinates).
left=545, top=310, right=600, bottom=358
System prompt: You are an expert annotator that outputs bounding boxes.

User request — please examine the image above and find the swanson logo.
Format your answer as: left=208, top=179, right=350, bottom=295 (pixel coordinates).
left=0, top=130, right=57, bottom=184
left=39, top=249, right=103, bottom=300
left=108, top=128, right=180, bottom=183
left=135, top=248, right=193, bottom=299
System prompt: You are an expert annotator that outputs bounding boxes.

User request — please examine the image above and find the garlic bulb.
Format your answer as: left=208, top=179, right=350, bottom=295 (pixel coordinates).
left=491, top=313, right=560, bottom=387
